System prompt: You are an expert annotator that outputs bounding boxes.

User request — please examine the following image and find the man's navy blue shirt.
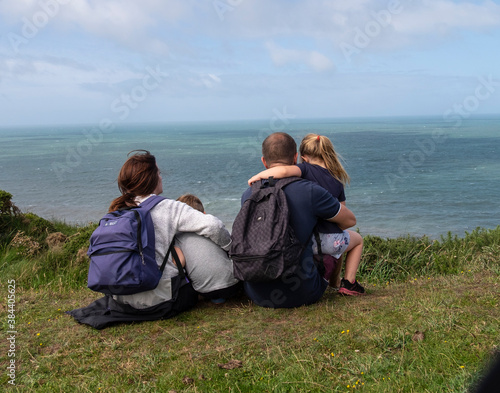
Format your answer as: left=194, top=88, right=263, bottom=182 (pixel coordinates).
left=241, top=177, right=341, bottom=308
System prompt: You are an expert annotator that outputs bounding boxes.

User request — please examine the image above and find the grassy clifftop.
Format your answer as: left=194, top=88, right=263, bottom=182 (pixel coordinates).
left=1, top=190, right=499, bottom=392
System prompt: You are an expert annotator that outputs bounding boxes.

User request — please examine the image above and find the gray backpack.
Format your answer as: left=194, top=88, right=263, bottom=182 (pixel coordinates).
left=230, top=177, right=304, bottom=282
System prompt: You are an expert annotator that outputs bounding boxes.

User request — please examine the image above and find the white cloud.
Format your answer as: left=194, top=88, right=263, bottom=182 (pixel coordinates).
left=0, top=0, right=40, bottom=18
left=200, top=73, right=222, bottom=89
left=394, top=0, right=500, bottom=35
left=265, top=41, right=335, bottom=72
left=1, top=0, right=500, bottom=126
left=0, top=53, right=146, bottom=94
left=208, top=0, right=500, bottom=51
left=0, top=0, right=192, bottom=54
left=3, top=1, right=500, bottom=57
left=61, top=0, right=175, bottom=54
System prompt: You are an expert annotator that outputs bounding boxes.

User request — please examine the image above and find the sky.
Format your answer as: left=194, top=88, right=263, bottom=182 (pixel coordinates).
left=1, top=0, right=500, bottom=126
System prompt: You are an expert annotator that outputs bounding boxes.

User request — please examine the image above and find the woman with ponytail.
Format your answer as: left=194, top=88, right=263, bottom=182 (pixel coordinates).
left=111, top=150, right=232, bottom=309
left=247, top=134, right=365, bottom=296
left=109, top=150, right=162, bottom=212
left=69, top=150, right=232, bottom=328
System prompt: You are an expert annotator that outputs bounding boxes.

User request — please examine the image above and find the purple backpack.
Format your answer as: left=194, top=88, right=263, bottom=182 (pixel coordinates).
left=87, top=195, right=181, bottom=295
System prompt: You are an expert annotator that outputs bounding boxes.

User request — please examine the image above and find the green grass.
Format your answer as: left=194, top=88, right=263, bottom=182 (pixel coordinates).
left=0, top=207, right=499, bottom=392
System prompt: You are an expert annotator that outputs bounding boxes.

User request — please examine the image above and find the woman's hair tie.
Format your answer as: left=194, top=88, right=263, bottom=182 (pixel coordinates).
left=316, top=135, right=320, bottom=141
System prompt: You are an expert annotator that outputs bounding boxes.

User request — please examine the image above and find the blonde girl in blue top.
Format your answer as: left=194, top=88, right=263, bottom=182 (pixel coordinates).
left=248, top=133, right=365, bottom=295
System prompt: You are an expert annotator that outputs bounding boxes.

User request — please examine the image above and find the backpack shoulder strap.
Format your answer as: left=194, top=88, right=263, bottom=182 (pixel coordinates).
left=252, top=176, right=301, bottom=193
left=275, top=176, right=301, bottom=189
left=136, top=195, right=166, bottom=211
left=159, top=237, right=187, bottom=281
left=313, top=227, right=323, bottom=255
left=125, top=195, right=165, bottom=259
left=136, top=196, right=184, bottom=278
left=312, top=227, right=326, bottom=277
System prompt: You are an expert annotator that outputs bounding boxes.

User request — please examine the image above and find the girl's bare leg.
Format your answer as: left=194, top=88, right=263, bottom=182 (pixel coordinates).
left=343, top=230, right=363, bottom=283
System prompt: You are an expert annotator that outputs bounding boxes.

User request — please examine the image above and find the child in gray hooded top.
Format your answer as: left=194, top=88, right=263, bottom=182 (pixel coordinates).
left=175, top=194, right=241, bottom=303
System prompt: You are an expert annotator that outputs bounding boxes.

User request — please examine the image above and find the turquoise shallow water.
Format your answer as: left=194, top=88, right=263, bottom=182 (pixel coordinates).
left=1, top=116, right=499, bottom=239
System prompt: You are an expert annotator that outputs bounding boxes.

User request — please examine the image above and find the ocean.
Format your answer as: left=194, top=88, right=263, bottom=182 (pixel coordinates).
left=1, top=116, right=499, bottom=239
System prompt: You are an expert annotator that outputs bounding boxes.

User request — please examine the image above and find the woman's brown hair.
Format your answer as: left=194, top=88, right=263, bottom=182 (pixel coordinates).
left=108, top=150, right=160, bottom=212
left=299, top=134, right=350, bottom=185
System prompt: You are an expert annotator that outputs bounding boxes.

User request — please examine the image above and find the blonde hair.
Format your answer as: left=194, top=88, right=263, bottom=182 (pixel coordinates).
left=299, top=134, right=350, bottom=185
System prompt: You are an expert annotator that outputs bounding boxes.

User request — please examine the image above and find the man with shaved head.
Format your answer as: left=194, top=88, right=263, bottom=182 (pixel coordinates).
left=239, top=132, right=357, bottom=308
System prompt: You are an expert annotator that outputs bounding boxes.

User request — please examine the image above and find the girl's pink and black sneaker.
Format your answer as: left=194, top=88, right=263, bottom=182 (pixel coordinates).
left=339, top=279, right=365, bottom=296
